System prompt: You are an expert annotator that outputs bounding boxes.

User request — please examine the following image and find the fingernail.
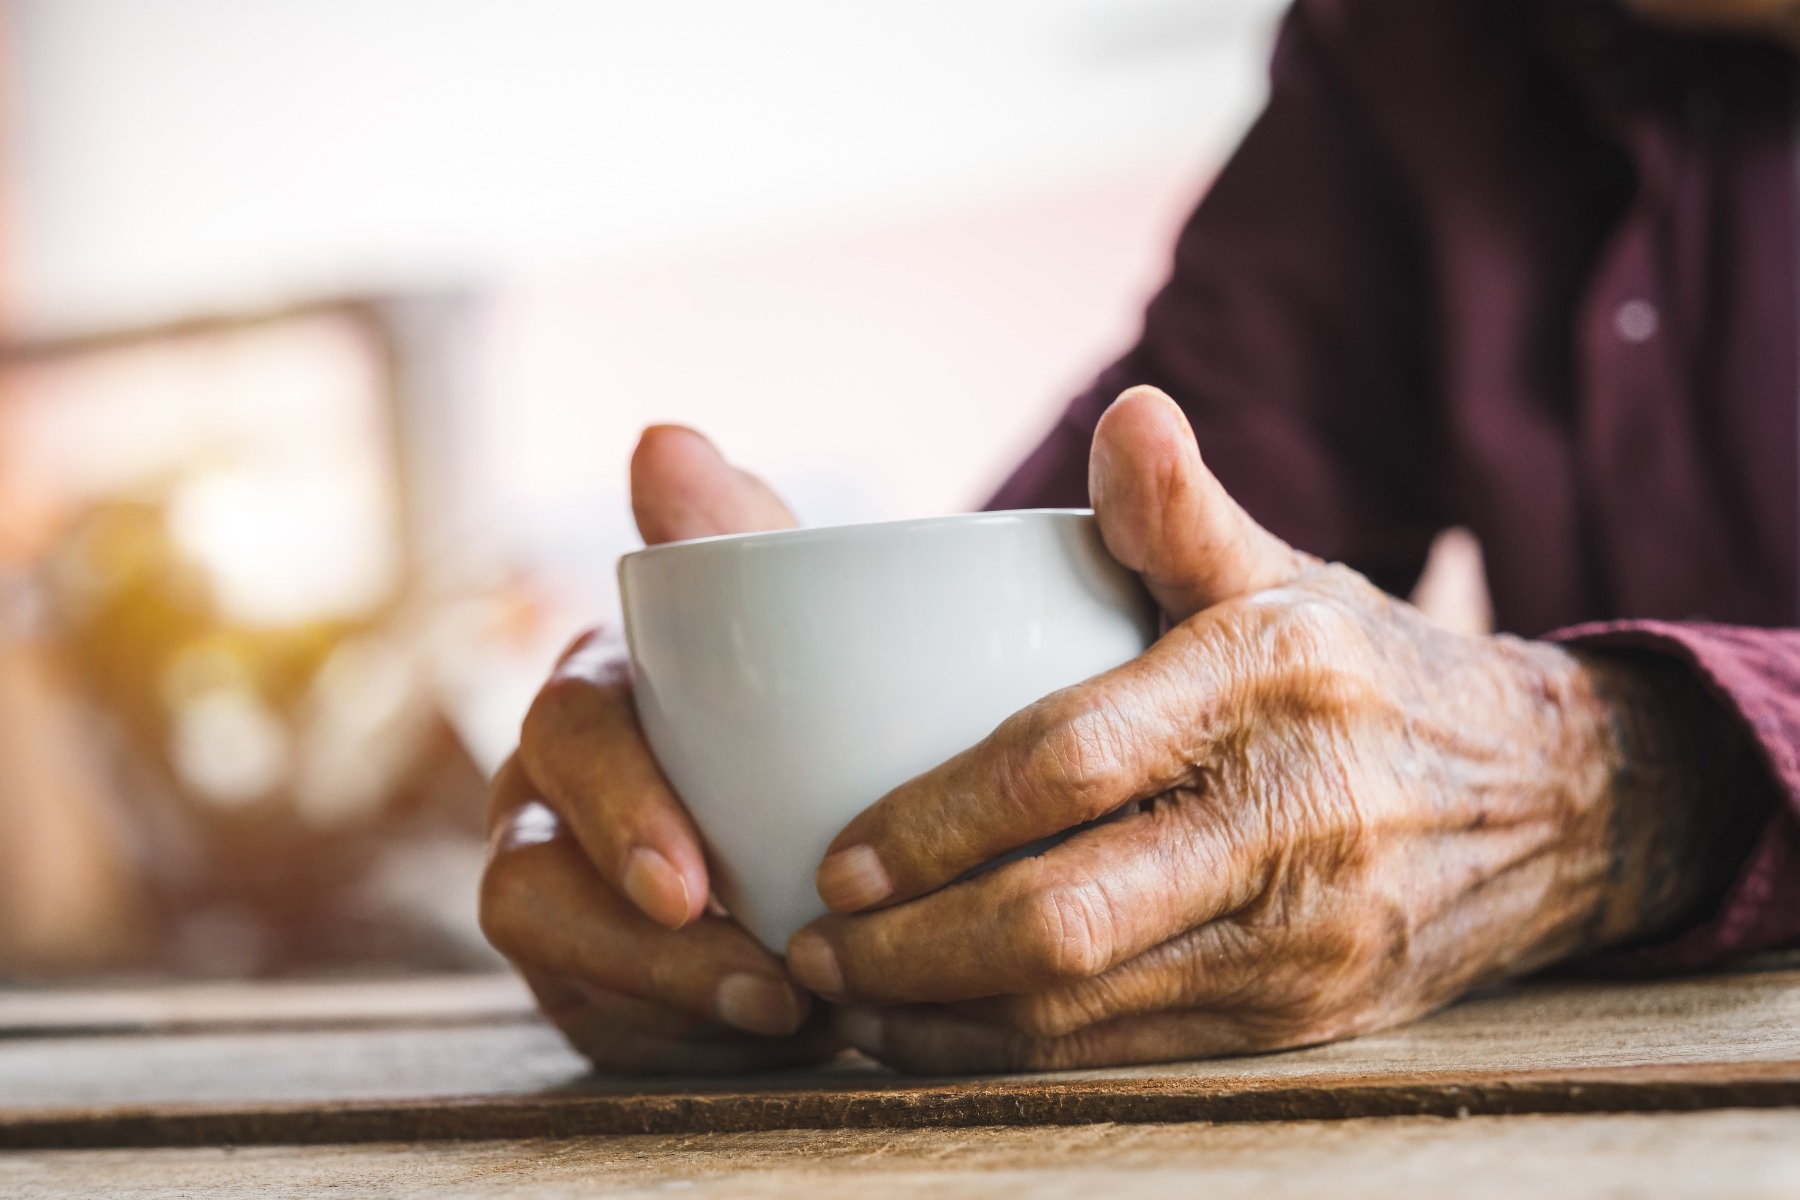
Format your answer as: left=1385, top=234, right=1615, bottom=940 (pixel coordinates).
left=816, top=844, right=892, bottom=911
left=833, top=1006, right=883, bottom=1057
left=715, top=972, right=804, bottom=1037
left=622, top=846, right=693, bottom=929
left=785, top=931, right=845, bottom=998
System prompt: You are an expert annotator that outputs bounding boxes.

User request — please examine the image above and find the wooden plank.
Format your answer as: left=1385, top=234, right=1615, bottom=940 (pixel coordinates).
left=0, top=969, right=1797, bottom=1148
left=6, top=1058, right=1799, bottom=1151
left=0, top=974, right=534, bottom=1038
left=6, top=1110, right=1800, bottom=1199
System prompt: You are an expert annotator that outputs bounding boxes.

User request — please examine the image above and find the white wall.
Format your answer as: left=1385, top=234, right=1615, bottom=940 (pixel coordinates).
left=8, top=0, right=1285, bottom=335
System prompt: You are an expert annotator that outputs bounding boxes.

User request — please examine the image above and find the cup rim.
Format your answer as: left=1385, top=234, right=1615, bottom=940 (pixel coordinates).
left=618, top=507, right=1096, bottom=567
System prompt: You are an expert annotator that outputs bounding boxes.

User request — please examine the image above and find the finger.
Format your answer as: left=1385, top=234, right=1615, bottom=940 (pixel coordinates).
left=525, top=964, right=748, bottom=1043
left=529, top=972, right=844, bottom=1076
left=1089, top=385, right=1314, bottom=622
left=481, top=800, right=811, bottom=1037
left=792, top=788, right=1267, bottom=1005
left=522, top=968, right=726, bottom=1041
left=630, top=424, right=797, bottom=545
left=957, top=814, right=1561, bottom=1041
left=835, top=1004, right=1264, bottom=1074
left=487, top=751, right=537, bottom=831
left=814, top=618, right=1228, bottom=913
left=957, top=921, right=1252, bottom=1043
left=949, top=920, right=1266, bottom=1038
left=517, top=642, right=710, bottom=929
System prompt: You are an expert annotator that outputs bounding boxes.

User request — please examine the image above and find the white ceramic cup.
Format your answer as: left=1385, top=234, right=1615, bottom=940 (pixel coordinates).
left=617, top=509, right=1159, bottom=952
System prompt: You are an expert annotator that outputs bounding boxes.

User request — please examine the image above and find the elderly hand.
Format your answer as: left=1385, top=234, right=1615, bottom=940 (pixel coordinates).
left=782, top=386, right=1752, bottom=1073
left=479, top=425, right=845, bottom=1073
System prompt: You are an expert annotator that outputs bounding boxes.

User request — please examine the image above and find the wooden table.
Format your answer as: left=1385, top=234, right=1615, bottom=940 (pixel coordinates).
left=4, top=961, right=1799, bottom=1197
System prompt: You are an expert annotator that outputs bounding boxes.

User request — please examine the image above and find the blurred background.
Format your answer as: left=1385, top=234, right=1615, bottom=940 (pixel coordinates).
left=0, top=0, right=1290, bottom=982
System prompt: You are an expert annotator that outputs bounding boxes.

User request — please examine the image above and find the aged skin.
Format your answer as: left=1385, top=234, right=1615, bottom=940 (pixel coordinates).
left=480, top=387, right=1758, bottom=1074
left=482, top=428, right=824, bottom=1074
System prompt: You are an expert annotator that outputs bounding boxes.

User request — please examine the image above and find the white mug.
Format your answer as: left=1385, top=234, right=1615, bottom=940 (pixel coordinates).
left=617, top=509, right=1159, bottom=952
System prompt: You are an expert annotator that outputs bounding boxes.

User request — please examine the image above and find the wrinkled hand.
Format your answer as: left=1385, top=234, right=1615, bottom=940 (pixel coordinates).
left=782, top=386, right=1742, bottom=1072
left=479, top=426, right=845, bottom=1073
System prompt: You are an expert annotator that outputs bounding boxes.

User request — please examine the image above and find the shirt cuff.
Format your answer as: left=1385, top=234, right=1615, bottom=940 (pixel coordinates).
left=1547, top=619, right=1800, bottom=975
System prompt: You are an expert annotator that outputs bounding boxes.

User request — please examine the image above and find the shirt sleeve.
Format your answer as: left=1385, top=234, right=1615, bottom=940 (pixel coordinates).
left=987, top=0, right=1444, bottom=598
left=1551, top=620, right=1800, bottom=972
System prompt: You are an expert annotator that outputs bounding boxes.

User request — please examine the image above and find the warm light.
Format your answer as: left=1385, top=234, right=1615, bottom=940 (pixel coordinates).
left=167, top=466, right=395, bottom=627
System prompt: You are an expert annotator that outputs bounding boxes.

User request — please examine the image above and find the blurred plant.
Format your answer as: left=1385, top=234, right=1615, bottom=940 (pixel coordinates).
left=28, top=495, right=491, bottom=979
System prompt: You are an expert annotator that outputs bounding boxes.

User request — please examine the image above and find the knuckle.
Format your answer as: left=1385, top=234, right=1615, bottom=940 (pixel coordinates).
left=1001, top=693, right=1133, bottom=824
left=520, top=669, right=632, bottom=763
left=520, top=675, right=590, bottom=754
left=1265, top=597, right=1360, bottom=662
left=1019, top=883, right=1116, bottom=982
left=476, top=852, right=534, bottom=955
left=1242, top=601, right=1381, bottom=715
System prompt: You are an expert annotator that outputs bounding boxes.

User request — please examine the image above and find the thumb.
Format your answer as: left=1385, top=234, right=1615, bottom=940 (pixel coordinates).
left=630, top=425, right=798, bottom=545
left=1089, top=386, right=1311, bottom=622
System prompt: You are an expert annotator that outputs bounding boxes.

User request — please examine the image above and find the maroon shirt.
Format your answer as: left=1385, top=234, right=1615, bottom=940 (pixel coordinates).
left=991, top=0, right=1800, bottom=968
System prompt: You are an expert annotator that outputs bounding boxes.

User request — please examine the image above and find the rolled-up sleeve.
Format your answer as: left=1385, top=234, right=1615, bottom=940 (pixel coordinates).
left=1552, top=621, right=1800, bottom=971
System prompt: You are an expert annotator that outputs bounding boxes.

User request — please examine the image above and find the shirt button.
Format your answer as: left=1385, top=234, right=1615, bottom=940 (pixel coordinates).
left=1614, top=298, right=1659, bottom=344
